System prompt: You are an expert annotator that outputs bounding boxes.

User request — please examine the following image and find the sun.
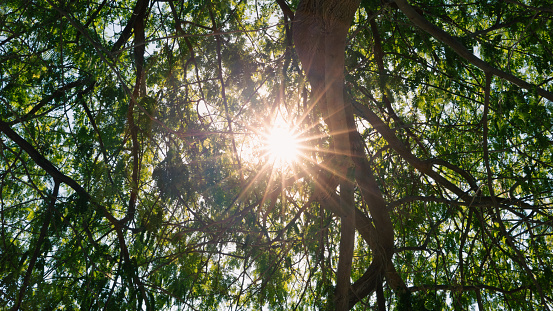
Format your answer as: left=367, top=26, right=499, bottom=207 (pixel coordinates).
left=265, top=126, right=301, bottom=165
left=262, top=122, right=301, bottom=168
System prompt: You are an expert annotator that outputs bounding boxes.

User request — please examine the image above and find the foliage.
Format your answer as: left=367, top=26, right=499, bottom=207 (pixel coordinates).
left=1, top=0, right=553, bottom=310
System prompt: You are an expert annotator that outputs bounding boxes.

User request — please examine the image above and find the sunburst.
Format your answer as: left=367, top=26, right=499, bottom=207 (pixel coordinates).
left=263, top=124, right=301, bottom=168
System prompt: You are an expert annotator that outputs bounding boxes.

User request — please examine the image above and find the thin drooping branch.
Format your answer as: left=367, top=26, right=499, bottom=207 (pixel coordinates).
left=503, top=0, right=553, bottom=13
left=388, top=195, right=489, bottom=210
left=409, top=284, right=530, bottom=295
left=482, top=73, right=548, bottom=308
left=114, top=2, right=151, bottom=305
left=79, top=82, right=115, bottom=185
left=7, top=79, right=87, bottom=126
left=10, top=182, right=59, bottom=311
left=209, top=9, right=243, bottom=181
left=482, top=73, right=494, bottom=207
left=393, top=0, right=553, bottom=103
left=120, top=0, right=149, bottom=227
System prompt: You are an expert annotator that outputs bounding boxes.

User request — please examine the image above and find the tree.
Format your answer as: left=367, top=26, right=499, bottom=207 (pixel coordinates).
left=1, top=0, right=553, bottom=310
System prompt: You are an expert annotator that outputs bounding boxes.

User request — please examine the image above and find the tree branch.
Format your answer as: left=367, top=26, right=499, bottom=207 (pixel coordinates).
left=275, top=0, right=294, bottom=20
left=393, top=0, right=553, bottom=103
left=111, top=0, right=150, bottom=53
left=352, top=100, right=470, bottom=201
left=0, top=120, right=86, bottom=194
left=7, top=79, right=87, bottom=125
left=0, top=118, right=122, bottom=229
left=10, top=182, right=59, bottom=311
left=409, top=284, right=530, bottom=295
left=120, top=0, right=149, bottom=227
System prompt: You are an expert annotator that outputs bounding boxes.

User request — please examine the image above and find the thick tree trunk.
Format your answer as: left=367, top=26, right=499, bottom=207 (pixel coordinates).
left=293, top=1, right=360, bottom=310
left=294, top=1, right=398, bottom=309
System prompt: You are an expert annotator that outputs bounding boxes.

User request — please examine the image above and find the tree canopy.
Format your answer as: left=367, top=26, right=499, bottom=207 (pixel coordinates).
left=1, top=0, right=553, bottom=310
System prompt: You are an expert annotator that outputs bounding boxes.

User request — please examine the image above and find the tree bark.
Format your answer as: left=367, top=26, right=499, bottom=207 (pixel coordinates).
left=293, top=1, right=404, bottom=309
left=293, top=1, right=360, bottom=309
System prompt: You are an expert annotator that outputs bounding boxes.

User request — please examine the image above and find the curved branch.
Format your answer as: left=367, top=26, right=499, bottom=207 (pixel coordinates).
left=0, top=120, right=86, bottom=194
left=275, top=0, right=294, bottom=20
left=352, top=100, right=470, bottom=201
left=0, top=118, right=121, bottom=228
left=393, top=0, right=553, bottom=103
